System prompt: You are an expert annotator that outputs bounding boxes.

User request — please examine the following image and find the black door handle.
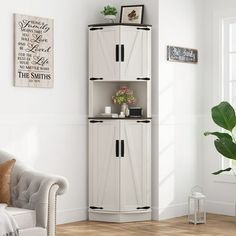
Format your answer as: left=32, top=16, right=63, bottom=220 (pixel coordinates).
left=90, top=77, right=103, bottom=81
left=136, top=206, right=150, bottom=210
left=121, top=140, right=124, bottom=157
left=90, top=120, right=104, bottom=123
left=90, top=206, right=104, bottom=210
left=136, top=27, right=150, bottom=31
left=136, top=77, right=150, bottom=81
left=90, top=27, right=103, bottom=31
left=137, top=120, right=151, bottom=123
left=116, top=45, right=119, bottom=62
left=116, top=140, right=119, bottom=157
left=121, top=44, right=124, bottom=62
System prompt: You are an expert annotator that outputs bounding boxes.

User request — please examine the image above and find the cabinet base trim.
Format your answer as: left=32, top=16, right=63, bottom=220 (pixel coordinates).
left=89, top=211, right=151, bottom=222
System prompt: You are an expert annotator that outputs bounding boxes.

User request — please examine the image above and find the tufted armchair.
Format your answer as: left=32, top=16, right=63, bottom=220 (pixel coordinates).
left=0, top=150, right=68, bottom=236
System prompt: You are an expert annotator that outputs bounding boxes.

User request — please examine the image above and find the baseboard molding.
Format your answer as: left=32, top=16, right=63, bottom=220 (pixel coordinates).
left=206, top=200, right=236, bottom=216
left=57, top=207, right=88, bottom=225
left=152, top=202, right=188, bottom=220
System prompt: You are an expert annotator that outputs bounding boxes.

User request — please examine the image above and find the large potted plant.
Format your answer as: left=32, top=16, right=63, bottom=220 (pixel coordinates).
left=204, top=101, right=236, bottom=175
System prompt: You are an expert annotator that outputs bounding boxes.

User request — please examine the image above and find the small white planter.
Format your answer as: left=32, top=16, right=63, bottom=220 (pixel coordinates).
left=104, top=15, right=116, bottom=23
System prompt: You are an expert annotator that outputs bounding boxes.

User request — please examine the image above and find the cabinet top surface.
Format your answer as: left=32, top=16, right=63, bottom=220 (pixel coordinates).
left=88, top=23, right=152, bottom=27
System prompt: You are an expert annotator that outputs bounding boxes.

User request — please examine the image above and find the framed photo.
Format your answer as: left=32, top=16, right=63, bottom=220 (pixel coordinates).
left=120, top=5, right=144, bottom=24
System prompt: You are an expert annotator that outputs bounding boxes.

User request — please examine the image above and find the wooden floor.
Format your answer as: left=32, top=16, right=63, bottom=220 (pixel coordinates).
left=57, top=214, right=236, bottom=236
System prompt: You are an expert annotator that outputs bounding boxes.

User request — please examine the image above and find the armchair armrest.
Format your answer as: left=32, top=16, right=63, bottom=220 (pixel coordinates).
left=11, top=168, right=68, bottom=230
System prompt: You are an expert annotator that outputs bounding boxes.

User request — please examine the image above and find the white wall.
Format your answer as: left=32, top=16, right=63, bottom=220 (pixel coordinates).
left=157, top=0, right=205, bottom=220
left=0, top=0, right=119, bottom=224
left=203, top=0, right=236, bottom=216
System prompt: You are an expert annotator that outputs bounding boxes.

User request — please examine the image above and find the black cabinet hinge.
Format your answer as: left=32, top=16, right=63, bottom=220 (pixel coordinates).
left=137, top=27, right=150, bottom=31
left=136, top=77, right=150, bottom=81
left=90, top=120, right=104, bottom=123
left=90, top=77, right=103, bottom=81
left=90, top=27, right=103, bottom=31
left=137, top=120, right=151, bottom=123
left=90, top=206, right=104, bottom=210
left=136, top=206, right=150, bottom=210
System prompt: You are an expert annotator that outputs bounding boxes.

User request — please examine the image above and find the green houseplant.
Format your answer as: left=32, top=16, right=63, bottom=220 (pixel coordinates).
left=204, top=101, right=236, bottom=175
left=101, top=5, right=118, bottom=23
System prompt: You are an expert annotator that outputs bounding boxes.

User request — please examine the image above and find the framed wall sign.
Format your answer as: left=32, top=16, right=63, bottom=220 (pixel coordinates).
left=14, top=14, right=54, bottom=88
left=120, top=5, right=144, bottom=24
left=167, top=46, right=198, bottom=64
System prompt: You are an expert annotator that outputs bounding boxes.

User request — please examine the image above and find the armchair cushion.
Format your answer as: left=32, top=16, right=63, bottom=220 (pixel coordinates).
left=7, top=207, right=36, bottom=230
left=0, top=159, right=16, bottom=204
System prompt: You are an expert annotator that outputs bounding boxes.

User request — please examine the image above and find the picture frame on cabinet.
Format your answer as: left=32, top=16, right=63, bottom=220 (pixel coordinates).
left=120, top=5, right=144, bottom=24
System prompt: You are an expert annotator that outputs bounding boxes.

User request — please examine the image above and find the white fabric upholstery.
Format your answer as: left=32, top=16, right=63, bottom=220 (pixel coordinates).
left=7, top=207, right=36, bottom=230
left=0, top=150, right=68, bottom=236
left=19, top=228, right=46, bottom=236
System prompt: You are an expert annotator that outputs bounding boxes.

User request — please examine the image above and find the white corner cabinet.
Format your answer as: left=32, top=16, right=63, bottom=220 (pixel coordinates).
left=88, top=23, right=152, bottom=222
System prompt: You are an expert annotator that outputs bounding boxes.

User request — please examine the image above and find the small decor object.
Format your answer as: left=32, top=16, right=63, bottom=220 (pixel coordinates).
left=188, top=186, right=206, bottom=225
left=204, top=101, right=236, bottom=175
left=112, top=85, right=136, bottom=116
left=167, top=46, right=198, bottom=64
left=120, top=5, right=144, bottom=24
left=14, top=14, right=54, bottom=88
left=105, top=106, right=111, bottom=114
left=101, top=5, right=117, bottom=23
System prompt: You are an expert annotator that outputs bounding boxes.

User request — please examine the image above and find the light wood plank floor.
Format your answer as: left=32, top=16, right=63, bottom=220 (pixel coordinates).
left=57, top=214, right=236, bottom=236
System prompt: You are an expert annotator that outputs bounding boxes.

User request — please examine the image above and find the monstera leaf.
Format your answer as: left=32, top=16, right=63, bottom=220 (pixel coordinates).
left=205, top=101, right=236, bottom=175
left=204, top=132, right=232, bottom=141
left=211, top=101, right=236, bottom=131
left=212, top=167, right=232, bottom=175
left=214, top=138, right=236, bottom=160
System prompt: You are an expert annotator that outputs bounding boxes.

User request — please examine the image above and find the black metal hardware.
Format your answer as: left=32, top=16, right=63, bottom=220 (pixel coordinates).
left=136, top=206, right=151, bottom=210
left=90, top=77, right=103, bottom=81
left=137, top=120, right=151, bottom=123
left=90, top=206, right=104, bottom=210
left=90, top=27, right=103, bottom=31
left=116, top=45, right=119, bottom=62
left=90, top=120, right=104, bottom=123
left=121, top=140, right=124, bottom=157
left=136, top=77, right=150, bottom=81
left=121, top=44, right=124, bottom=62
left=137, top=27, right=150, bottom=31
left=116, top=140, right=119, bottom=157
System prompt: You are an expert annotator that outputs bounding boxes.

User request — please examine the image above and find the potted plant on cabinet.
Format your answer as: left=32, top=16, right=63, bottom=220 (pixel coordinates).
left=101, top=5, right=118, bottom=23
left=112, top=85, right=136, bottom=117
left=204, top=101, right=236, bottom=175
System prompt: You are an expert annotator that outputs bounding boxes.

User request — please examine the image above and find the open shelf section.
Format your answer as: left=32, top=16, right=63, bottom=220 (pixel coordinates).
left=89, top=81, right=151, bottom=118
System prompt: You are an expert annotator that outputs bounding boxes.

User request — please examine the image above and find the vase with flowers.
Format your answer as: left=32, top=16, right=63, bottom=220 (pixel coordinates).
left=112, top=85, right=136, bottom=116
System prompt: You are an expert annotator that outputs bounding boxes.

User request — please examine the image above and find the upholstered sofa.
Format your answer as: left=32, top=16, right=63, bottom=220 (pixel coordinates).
left=0, top=150, right=68, bottom=236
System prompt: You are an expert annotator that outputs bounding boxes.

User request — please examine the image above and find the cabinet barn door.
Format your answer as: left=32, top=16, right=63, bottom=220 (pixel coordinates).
left=120, top=26, right=151, bottom=81
left=89, top=120, right=120, bottom=211
left=119, top=120, right=151, bottom=211
left=89, top=26, right=120, bottom=81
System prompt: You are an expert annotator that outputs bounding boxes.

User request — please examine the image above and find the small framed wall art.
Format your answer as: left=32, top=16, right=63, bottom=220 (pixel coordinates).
left=167, top=45, right=198, bottom=64
left=14, top=14, right=54, bottom=88
left=120, top=5, right=144, bottom=24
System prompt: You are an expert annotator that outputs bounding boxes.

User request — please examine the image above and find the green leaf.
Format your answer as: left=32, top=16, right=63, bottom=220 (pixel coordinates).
left=214, top=138, right=236, bottom=160
left=204, top=132, right=232, bottom=141
left=211, top=101, right=236, bottom=131
left=212, top=167, right=232, bottom=175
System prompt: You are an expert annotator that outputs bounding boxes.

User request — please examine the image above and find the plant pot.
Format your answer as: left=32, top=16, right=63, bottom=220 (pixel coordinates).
left=104, top=15, right=116, bottom=23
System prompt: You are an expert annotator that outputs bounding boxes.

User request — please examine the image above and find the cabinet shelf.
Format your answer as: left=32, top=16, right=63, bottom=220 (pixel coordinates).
left=89, top=81, right=151, bottom=117
left=88, top=117, right=152, bottom=120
